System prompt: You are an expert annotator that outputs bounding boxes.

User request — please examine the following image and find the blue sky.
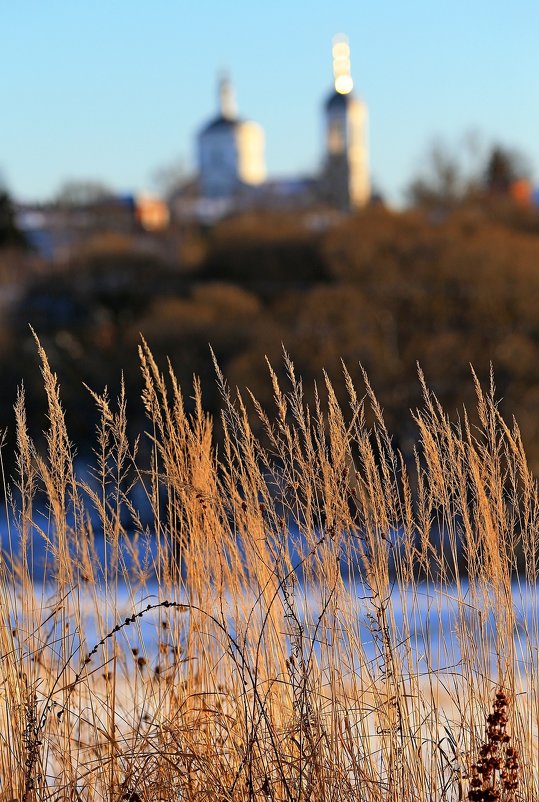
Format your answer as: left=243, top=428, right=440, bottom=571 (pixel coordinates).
left=2, top=1, right=538, bottom=203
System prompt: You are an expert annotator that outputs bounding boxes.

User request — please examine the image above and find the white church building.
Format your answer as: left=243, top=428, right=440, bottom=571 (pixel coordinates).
left=195, top=36, right=369, bottom=214
left=197, top=75, right=266, bottom=199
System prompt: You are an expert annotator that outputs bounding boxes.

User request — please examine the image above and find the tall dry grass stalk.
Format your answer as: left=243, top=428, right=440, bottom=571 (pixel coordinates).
left=0, top=340, right=537, bottom=801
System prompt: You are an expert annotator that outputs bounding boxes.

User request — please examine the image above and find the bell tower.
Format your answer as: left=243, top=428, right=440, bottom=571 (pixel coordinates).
left=322, top=35, right=370, bottom=210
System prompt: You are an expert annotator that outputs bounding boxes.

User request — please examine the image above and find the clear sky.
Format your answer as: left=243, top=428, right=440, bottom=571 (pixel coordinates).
left=2, top=1, right=538, bottom=204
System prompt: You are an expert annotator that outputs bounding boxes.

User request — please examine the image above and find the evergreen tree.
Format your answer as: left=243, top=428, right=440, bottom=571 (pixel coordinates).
left=0, top=189, right=26, bottom=248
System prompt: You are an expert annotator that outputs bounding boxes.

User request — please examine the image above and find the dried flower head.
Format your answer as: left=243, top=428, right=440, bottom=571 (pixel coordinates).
left=468, top=689, right=519, bottom=802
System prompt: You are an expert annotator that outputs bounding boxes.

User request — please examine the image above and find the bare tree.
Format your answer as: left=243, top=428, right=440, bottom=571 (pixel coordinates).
left=55, top=180, right=113, bottom=207
left=484, top=145, right=532, bottom=194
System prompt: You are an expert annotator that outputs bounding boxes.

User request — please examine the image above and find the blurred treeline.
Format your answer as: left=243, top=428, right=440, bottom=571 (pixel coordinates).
left=3, top=193, right=539, bottom=472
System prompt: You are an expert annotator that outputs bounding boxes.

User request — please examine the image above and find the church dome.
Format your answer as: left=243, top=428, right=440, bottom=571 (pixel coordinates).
left=325, top=90, right=356, bottom=111
left=200, top=114, right=241, bottom=136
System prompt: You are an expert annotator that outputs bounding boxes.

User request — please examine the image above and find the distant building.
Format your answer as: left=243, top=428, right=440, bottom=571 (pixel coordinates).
left=135, top=194, right=169, bottom=231
left=193, top=38, right=369, bottom=215
left=321, top=35, right=370, bottom=210
left=198, top=75, right=266, bottom=199
left=16, top=192, right=169, bottom=262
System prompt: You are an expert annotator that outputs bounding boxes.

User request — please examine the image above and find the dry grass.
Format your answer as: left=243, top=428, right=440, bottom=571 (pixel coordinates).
left=0, top=339, right=538, bottom=801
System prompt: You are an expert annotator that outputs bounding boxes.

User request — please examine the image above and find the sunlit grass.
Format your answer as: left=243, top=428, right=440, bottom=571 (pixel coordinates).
left=0, top=339, right=536, bottom=800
